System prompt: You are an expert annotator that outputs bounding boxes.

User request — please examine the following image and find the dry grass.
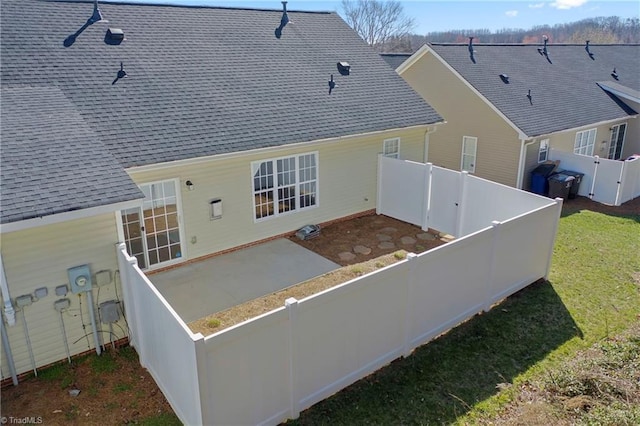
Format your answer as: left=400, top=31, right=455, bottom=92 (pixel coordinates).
left=188, top=251, right=408, bottom=336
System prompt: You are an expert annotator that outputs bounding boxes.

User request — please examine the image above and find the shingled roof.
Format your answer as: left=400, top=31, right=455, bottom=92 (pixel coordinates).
left=423, top=43, right=639, bottom=137
left=0, top=86, right=144, bottom=225
left=1, top=0, right=442, bottom=169
left=380, top=53, right=412, bottom=70
left=1, top=0, right=442, bottom=226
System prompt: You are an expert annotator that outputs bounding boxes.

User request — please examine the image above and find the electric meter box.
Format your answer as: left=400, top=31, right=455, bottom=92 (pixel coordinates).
left=68, top=264, right=92, bottom=294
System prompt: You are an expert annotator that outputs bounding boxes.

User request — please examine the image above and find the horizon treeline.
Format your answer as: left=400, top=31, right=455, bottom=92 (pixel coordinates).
left=380, top=16, right=640, bottom=53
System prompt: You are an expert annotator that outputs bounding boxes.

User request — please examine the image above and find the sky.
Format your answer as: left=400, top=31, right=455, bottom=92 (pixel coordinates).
left=109, top=0, right=640, bottom=33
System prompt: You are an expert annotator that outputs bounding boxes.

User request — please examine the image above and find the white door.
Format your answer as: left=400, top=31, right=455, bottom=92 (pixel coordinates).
left=608, top=123, right=626, bottom=160
left=121, top=180, right=184, bottom=269
left=461, top=136, right=477, bottom=173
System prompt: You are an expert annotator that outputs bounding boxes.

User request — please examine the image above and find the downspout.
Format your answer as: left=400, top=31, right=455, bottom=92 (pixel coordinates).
left=516, top=137, right=537, bottom=190
left=1, top=316, right=18, bottom=385
left=423, top=126, right=439, bottom=163
left=0, top=253, right=16, bottom=326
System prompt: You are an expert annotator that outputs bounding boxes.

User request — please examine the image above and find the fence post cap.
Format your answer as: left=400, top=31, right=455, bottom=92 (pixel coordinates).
left=285, top=297, right=298, bottom=306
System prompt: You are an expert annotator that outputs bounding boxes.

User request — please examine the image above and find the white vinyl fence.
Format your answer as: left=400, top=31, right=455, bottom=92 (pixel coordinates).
left=549, top=149, right=640, bottom=206
left=376, top=156, right=554, bottom=237
left=117, top=158, right=562, bottom=426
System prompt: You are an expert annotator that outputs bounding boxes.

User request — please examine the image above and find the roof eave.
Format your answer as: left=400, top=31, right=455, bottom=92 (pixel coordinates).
left=0, top=198, right=143, bottom=234
left=126, top=122, right=445, bottom=173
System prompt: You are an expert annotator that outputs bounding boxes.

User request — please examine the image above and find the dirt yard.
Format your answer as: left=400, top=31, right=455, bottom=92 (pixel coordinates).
left=1, top=197, right=637, bottom=424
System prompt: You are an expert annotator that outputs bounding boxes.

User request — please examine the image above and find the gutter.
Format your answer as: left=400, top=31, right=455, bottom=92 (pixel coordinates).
left=516, top=138, right=537, bottom=190
left=0, top=253, right=15, bottom=326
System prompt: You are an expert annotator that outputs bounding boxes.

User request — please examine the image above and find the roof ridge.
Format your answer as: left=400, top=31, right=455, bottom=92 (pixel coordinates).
left=429, top=42, right=640, bottom=47
left=42, top=0, right=334, bottom=14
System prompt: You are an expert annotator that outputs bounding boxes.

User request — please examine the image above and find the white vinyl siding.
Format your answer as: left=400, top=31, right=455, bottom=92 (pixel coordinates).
left=383, top=137, right=400, bottom=159
left=574, top=128, right=596, bottom=156
left=461, top=136, right=477, bottom=173
left=538, top=139, right=549, bottom=163
left=1, top=215, right=127, bottom=377
left=252, top=152, right=318, bottom=221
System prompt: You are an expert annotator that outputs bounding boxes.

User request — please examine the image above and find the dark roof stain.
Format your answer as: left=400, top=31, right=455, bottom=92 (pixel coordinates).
left=428, top=43, right=639, bottom=137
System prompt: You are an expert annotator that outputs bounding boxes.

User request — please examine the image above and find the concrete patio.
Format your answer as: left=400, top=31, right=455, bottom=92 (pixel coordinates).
left=149, top=238, right=340, bottom=323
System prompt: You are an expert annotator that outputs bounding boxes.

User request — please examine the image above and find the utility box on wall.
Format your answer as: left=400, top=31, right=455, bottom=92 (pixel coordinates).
left=68, top=264, right=92, bottom=294
left=210, top=198, right=222, bottom=220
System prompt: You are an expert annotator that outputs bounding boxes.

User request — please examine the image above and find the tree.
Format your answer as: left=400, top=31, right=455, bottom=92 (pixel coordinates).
left=341, top=0, right=415, bottom=51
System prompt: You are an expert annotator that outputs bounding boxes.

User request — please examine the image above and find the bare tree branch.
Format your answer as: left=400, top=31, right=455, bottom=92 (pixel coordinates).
left=341, top=0, right=415, bottom=51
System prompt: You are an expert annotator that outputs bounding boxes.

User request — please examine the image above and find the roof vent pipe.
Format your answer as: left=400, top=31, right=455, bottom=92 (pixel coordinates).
left=328, top=74, right=336, bottom=94
left=468, top=37, right=476, bottom=63
left=275, top=1, right=289, bottom=39
left=90, top=0, right=106, bottom=24
left=585, top=40, right=594, bottom=59
left=611, top=67, right=619, bottom=80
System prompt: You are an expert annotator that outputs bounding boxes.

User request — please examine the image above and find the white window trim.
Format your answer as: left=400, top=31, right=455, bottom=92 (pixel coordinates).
left=382, top=137, right=401, bottom=159
left=573, top=128, right=597, bottom=156
left=251, top=152, right=319, bottom=222
left=608, top=123, right=627, bottom=160
left=119, top=178, right=187, bottom=271
left=461, top=136, right=477, bottom=173
left=538, top=139, right=550, bottom=163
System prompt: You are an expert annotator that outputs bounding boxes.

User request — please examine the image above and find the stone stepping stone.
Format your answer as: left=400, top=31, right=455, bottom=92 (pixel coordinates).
left=376, top=233, right=392, bottom=241
left=400, top=236, right=417, bottom=245
left=380, top=227, right=397, bottom=233
left=416, top=232, right=436, bottom=241
left=338, top=251, right=356, bottom=261
left=378, top=241, right=395, bottom=249
left=353, top=245, right=372, bottom=255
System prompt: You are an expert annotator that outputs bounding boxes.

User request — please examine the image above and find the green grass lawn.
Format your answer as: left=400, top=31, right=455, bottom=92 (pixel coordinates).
left=291, top=208, right=640, bottom=425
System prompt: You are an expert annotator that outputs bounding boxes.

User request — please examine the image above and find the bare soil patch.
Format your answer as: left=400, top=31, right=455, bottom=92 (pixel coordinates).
left=0, top=346, right=178, bottom=425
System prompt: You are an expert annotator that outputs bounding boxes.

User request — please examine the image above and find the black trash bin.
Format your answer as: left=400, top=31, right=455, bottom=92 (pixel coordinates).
left=557, top=170, right=584, bottom=199
left=530, top=163, right=557, bottom=195
left=547, top=173, right=575, bottom=199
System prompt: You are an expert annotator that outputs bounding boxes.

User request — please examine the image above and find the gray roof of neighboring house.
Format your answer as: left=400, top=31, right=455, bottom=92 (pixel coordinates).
left=1, top=0, right=442, bottom=225
left=428, top=43, right=639, bottom=137
left=0, top=86, right=144, bottom=224
left=380, top=53, right=412, bottom=70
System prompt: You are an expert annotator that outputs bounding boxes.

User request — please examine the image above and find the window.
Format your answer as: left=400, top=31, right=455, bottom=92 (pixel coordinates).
left=608, top=123, right=626, bottom=160
left=574, top=128, right=596, bottom=156
left=252, top=152, right=318, bottom=220
left=383, top=138, right=400, bottom=159
left=538, top=139, right=549, bottom=163
left=121, top=180, right=183, bottom=269
left=461, top=136, right=477, bottom=173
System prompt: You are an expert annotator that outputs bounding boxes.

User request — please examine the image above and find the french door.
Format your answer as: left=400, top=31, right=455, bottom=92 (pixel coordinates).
left=608, top=123, right=626, bottom=160
left=121, top=180, right=184, bottom=269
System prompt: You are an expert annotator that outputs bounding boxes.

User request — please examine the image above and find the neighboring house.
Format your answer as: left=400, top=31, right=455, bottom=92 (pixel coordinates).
left=0, top=0, right=442, bottom=380
left=382, top=42, right=639, bottom=189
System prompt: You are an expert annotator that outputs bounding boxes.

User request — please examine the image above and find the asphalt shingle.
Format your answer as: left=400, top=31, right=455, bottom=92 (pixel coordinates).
left=1, top=0, right=443, bottom=225
left=428, top=43, right=639, bottom=137
left=0, top=86, right=144, bottom=224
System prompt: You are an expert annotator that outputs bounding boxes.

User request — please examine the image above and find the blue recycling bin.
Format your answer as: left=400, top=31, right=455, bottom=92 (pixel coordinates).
left=530, top=163, right=557, bottom=195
